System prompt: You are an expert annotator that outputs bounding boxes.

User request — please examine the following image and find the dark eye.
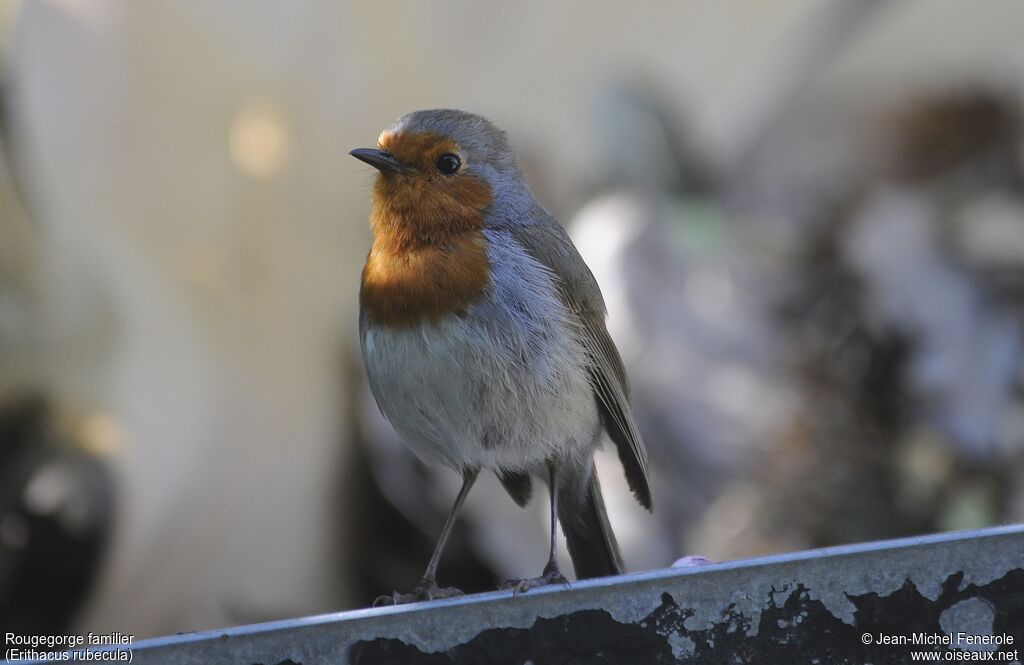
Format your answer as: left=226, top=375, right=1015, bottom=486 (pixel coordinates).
left=436, top=153, right=461, bottom=175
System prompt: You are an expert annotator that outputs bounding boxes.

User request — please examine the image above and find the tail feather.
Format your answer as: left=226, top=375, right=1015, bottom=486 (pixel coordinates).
left=560, top=468, right=623, bottom=579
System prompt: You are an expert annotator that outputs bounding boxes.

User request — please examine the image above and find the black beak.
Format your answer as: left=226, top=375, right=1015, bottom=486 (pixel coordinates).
left=349, top=148, right=410, bottom=174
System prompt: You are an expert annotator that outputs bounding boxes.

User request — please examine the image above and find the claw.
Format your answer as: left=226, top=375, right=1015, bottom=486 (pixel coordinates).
left=372, top=593, right=399, bottom=607
left=500, top=564, right=571, bottom=597
left=373, top=579, right=465, bottom=606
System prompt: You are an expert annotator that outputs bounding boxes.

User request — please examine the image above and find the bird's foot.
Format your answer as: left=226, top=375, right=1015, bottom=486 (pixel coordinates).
left=373, top=577, right=465, bottom=606
left=500, top=562, right=571, bottom=597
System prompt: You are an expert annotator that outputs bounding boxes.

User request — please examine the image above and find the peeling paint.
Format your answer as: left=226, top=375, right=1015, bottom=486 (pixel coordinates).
left=75, top=526, right=1024, bottom=665
left=940, top=597, right=996, bottom=652
left=349, top=569, right=1024, bottom=664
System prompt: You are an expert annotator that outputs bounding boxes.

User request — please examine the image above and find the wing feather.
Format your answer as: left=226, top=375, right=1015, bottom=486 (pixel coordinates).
left=509, top=222, right=652, bottom=510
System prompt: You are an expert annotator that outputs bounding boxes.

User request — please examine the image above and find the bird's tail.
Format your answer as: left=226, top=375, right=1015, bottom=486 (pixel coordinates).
left=559, top=466, right=624, bottom=579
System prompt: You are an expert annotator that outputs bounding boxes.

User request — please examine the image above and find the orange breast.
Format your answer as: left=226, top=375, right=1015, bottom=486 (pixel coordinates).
left=360, top=131, right=494, bottom=327
left=361, top=229, right=489, bottom=327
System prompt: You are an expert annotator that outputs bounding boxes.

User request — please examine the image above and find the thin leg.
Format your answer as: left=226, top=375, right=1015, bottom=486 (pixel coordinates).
left=543, top=459, right=560, bottom=574
left=375, top=468, right=478, bottom=606
left=420, top=467, right=478, bottom=585
left=501, top=459, right=570, bottom=595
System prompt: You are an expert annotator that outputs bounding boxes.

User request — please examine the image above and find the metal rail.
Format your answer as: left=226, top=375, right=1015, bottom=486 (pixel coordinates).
left=10, top=525, right=1024, bottom=664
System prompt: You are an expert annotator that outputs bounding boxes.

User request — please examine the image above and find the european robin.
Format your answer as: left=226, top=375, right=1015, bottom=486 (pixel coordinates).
left=352, top=109, right=651, bottom=604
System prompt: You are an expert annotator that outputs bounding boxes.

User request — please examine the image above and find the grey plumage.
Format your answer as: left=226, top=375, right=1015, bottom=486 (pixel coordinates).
left=508, top=221, right=652, bottom=510
left=359, top=109, right=651, bottom=583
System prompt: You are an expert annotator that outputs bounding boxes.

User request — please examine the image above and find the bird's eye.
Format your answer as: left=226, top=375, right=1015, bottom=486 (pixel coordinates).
left=436, top=153, right=461, bottom=175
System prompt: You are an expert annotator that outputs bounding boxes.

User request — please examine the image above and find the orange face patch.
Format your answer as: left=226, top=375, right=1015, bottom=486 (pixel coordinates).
left=361, top=131, right=494, bottom=327
left=379, top=131, right=459, bottom=173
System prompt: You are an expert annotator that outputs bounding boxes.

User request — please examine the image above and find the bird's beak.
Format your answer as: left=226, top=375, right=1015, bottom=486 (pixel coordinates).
left=349, top=148, right=410, bottom=174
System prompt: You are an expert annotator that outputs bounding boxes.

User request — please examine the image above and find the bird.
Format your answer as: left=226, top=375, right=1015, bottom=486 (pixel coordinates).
left=351, top=109, right=651, bottom=604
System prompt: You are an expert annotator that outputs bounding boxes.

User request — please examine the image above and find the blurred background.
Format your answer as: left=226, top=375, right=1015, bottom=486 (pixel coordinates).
left=1, top=0, right=1024, bottom=639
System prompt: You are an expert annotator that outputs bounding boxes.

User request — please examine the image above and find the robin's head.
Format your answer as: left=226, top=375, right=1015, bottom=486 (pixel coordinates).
left=355, top=110, right=521, bottom=326
left=351, top=110, right=523, bottom=244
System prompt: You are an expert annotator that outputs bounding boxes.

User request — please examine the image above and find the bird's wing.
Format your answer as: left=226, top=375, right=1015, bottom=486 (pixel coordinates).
left=509, top=220, right=652, bottom=510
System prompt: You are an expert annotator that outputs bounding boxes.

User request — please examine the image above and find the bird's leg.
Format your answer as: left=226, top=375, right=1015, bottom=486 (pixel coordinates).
left=375, top=468, right=478, bottom=606
left=501, top=459, right=570, bottom=596
left=540, top=459, right=567, bottom=581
